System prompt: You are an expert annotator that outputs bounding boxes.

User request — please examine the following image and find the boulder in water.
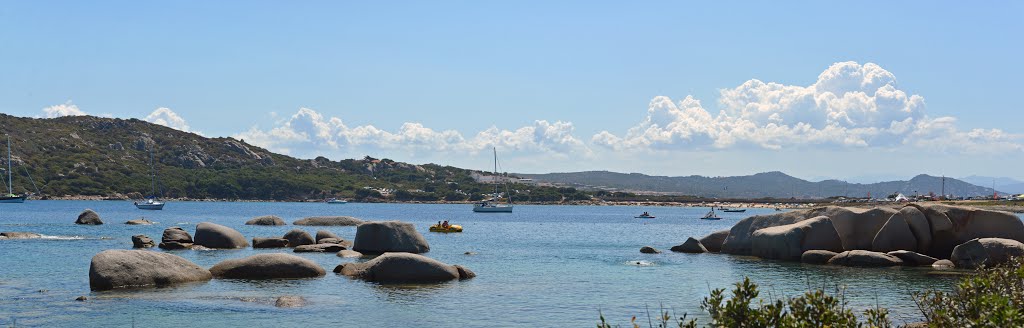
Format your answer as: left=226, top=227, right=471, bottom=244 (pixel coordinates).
left=337, top=252, right=471, bottom=283
left=827, top=250, right=903, bottom=267
left=125, top=219, right=154, bottom=225
left=950, top=238, right=1024, bottom=269
left=352, top=221, right=430, bottom=254
left=193, top=222, right=249, bottom=249
left=640, top=246, right=661, bottom=254
left=89, top=249, right=212, bottom=291
left=801, top=250, right=838, bottom=264
left=336, top=249, right=364, bottom=258
left=252, top=237, right=289, bottom=248
left=293, top=216, right=363, bottom=226
left=76, top=209, right=103, bottom=225
left=0, top=232, right=42, bottom=239
left=245, top=215, right=286, bottom=226
left=275, top=296, right=306, bottom=308
left=132, top=235, right=155, bottom=248
left=315, top=230, right=339, bottom=243
left=283, top=229, right=315, bottom=247
left=317, top=237, right=349, bottom=246
left=293, top=243, right=346, bottom=253
left=209, top=253, right=326, bottom=279
left=670, top=237, right=707, bottom=253
left=159, top=227, right=194, bottom=250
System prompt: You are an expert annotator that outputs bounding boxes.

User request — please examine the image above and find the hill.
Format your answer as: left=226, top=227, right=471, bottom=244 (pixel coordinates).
left=0, top=114, right=501, bottom=201
left=520, top=171, right=1000, bottom=199
left=960, top=175, right=1024, bottom=194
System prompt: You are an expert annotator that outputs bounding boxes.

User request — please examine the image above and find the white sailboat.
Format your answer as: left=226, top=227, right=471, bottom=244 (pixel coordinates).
left=1, top=135, right=26, bottom=203
left=135, top=148, right=165, bottom=210
left=473, top=147, right=513, bottom=213
left=700, top=207, right=721, bottom=220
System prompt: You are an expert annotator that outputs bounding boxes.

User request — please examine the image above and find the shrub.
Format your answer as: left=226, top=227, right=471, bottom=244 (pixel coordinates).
left=913, top=257, right=1024, bottom=327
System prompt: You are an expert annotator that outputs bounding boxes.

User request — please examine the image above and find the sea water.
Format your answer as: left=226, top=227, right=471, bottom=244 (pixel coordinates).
left=0, top=201, right=973, bottom=327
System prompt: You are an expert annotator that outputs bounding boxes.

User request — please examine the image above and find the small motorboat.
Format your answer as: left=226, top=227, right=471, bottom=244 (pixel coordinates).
left=722, top=209, right=746, bottom=213
left=429, top=223, right=463, bottom=233
left=700, top=208, right=721, bottom=220
left=634, top=212, right=655, bottom=219
left=326, top=198, right=348, bottom=204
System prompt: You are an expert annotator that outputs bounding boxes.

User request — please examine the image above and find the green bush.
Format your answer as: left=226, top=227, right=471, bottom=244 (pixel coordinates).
left=913, top=257, right=1024, bottom=327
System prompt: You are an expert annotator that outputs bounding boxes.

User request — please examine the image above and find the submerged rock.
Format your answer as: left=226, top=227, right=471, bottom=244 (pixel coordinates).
left=640, top=246, right=661, bottom=254
left=294, top=243, right=346, bottom=253
left=246, top=215, right=287, bottom=226
left=0, top=232, right=42, bottom=239
left=827, top=250, right=903, bottom=267
left=670, top=237, right=707, bottom=253
left=125, top=219, right=154, bottom=225
left=293, top=216, right=363, bottom=226
left=76, top=209, right=103, bottom=225
left=337, top=252, right=472, bottom=283
left=275, top=296, right=306, bottom=308
left=132, top=235, right=155, bottom=248
left=193, top=222, right=249, bottom=249
left=209, top=253, right=326, bottom=279
left=352, top=221, right=430, bottom=254
left=89, top=249, right=212, bottom=291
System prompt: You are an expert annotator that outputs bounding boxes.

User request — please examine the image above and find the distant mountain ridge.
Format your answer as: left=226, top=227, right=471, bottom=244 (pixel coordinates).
left=960, top=175, right=1024, bottom=194
left=521, top=171, right=1002, bottom=199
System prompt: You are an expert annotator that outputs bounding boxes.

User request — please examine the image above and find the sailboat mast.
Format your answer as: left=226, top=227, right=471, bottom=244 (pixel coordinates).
left=7, top=135, right=12, bottom=195
left=149, top=148, right=156, bottom=197
left=492, top=147, right=498, bottom=195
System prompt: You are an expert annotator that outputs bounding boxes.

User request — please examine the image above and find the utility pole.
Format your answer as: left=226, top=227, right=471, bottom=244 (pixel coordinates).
left=941, top=176, right=945, bottom=200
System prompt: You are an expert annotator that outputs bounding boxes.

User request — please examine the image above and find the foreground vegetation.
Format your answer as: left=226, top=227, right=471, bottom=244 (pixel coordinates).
left=600, top=258, right=1024, bottom=328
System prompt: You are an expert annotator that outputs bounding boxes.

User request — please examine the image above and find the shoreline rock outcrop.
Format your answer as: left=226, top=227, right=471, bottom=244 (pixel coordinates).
left=670, top=237, right=707, bottom=253
left=750, top=216, right=842, bottom=261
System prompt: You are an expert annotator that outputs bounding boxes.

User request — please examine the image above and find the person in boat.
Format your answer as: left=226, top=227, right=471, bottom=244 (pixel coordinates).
left=442, top=220, right=449, bottom=228
left=437, top=221, right=442, bottom=227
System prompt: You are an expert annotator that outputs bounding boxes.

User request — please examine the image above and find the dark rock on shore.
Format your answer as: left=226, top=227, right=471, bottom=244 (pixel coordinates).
left=209, top=253, right=325, bottom=279
left=0, top=232, right=42, bottom=239
left=827, top=250, right=903, bottom=267
left=801, top=250, right=838, bottom=264
left=352, top=221, right=430, bottom=254
left=253, top=237, right=289, bottom=248
left=193, top=222, right=249, bottom=249
left=89, top=249, right=212, bottom=291
left=293, top=216, right=363, bottom=226
left=283, top=229, right=315, bottom=247
left=76, top=209, right=103, bottom=225
left=132, top=235, right=155, bottom=248
left=337, top=252, right=472, bottom=283
left=246, top=215, right=286, bottom=226
left=159, top=227, right=194, bottom=250
left=294, top=243, right=346, bottom=253
left=640, top=246, right=661, bottom=254
left=699, top=230, right=730, bottom=253
left=670, top=237, right=707, bottom=253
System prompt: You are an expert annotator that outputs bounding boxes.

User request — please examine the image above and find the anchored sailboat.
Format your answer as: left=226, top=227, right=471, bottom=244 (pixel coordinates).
left=473, top=147, right=513, bottom=213
left=1, top=135, right=26, bottom=203
left=135, top=147, right=165, bottom=210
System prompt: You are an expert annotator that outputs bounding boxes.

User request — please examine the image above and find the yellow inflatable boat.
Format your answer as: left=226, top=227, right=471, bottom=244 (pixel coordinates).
left=429, top=224, right=463, bottom=233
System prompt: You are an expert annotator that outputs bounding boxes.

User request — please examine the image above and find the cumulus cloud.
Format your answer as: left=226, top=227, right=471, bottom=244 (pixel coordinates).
left=144, top=107, right=196, bottom=133
left=595, top=61, right=1023, bottom=153
left=233, top=108, right=588, bottom=158
left=42, top=101, right=87, bottom=118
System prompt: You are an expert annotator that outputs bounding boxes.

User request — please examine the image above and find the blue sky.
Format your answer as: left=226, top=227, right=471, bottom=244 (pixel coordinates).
left=2, top=1, right=1022, bottom=181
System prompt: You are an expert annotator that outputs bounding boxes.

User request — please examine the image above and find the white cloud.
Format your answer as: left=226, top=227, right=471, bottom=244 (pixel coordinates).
left=595, top=61, right=1023, bottom=153
left=233, top=108, right=588, bottom=158
left=144, top=107, right=198, bottom=134
left=42, top=101, right=87, bottom=118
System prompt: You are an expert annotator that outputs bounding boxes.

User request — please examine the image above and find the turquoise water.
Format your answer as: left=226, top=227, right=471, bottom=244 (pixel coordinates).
left=0, top=201, right=968, bottom=327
